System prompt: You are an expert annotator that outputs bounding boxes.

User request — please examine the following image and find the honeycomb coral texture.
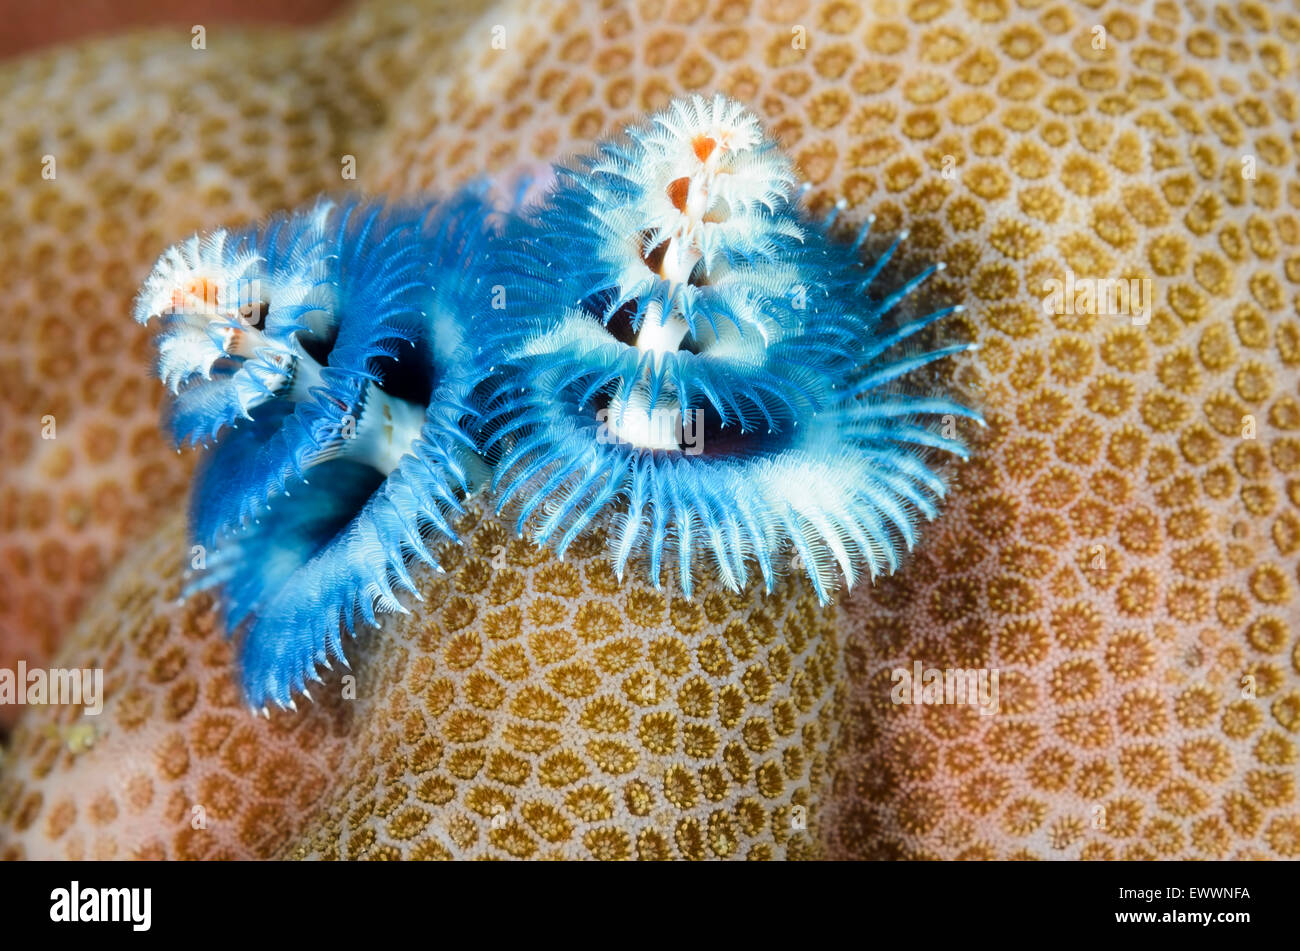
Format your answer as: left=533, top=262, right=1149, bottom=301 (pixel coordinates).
left=1, top=507, right=841, bottom=859
left=2, top=0, right=1299, bottom=860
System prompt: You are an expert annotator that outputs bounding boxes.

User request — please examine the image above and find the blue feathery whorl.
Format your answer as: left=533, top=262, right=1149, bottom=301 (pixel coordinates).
left=134, top=95, right=981, bottom=709
left=135, top=192, right=493, bottom=708
left=474, top=94, right=981, bottom=603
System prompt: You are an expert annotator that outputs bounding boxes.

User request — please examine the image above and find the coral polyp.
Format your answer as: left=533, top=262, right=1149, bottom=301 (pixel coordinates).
left=475, top=94, right=980, bottom=602
left=135, top=194, right=491, bottom=708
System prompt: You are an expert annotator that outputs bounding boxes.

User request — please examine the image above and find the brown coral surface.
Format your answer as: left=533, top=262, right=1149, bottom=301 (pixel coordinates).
left=2, top=0, right=1298, bottom=859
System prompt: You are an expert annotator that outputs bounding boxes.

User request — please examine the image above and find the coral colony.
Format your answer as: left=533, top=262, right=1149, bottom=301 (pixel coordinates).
left=134, top=95, right=980, bottom=710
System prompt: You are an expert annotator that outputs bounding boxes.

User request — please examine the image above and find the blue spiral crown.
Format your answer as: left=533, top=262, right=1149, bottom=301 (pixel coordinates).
left=135, top=193, right=495, bottom=708
left=136, top=95, right=980, bottom=710
left=473, top=93, right=981, bottom=603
